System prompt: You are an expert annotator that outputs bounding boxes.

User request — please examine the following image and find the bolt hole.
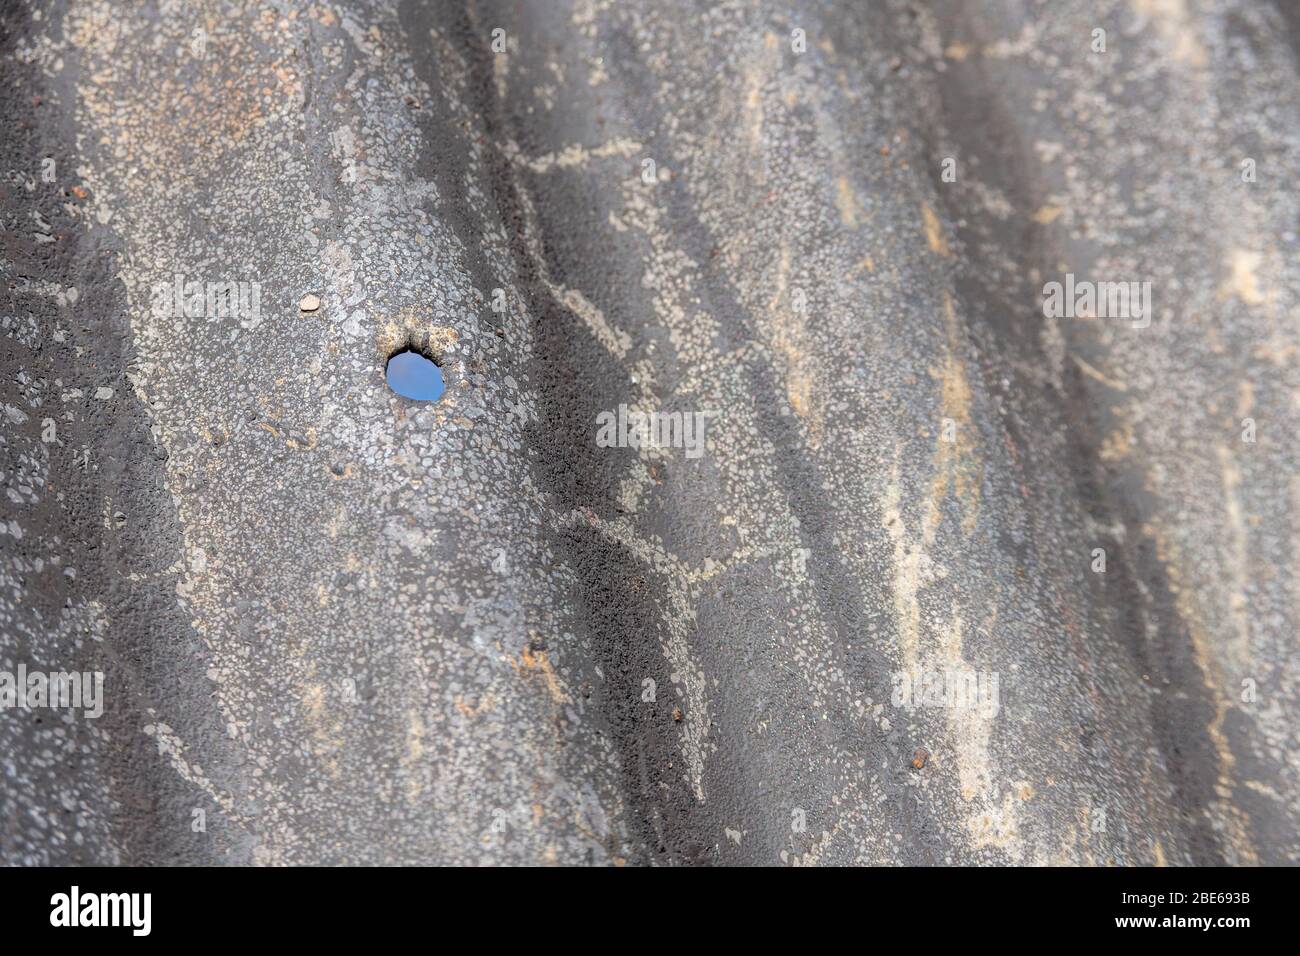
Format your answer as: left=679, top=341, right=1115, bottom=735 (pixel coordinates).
left=385, top=348, right=445, bottom=402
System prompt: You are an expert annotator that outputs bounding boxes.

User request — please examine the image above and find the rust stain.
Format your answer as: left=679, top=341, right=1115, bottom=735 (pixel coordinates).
left=921, top=203, right=951, bottom=257
left=1218, top=249, right=1267, bottom=306
left=925, top=292, right=982, bottom=538
left=1143, top=521, right=1259, bottom=864
left=836, top=176, right=859, bottom=228
left=517, top=645, right=571, bottom=706
left=1030, top=204, right=1062, bottom=225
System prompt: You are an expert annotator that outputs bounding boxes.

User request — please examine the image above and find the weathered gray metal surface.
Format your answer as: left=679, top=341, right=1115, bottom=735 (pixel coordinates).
left=1, top=0, right=1295, bottom=865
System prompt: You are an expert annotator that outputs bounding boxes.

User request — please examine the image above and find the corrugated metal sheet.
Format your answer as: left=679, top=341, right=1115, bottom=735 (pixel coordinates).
left=1, top=0, right=1296, bottom=865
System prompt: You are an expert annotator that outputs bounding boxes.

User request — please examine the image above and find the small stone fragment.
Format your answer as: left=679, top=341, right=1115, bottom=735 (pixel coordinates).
left=299, top=293, right=321, bottom=313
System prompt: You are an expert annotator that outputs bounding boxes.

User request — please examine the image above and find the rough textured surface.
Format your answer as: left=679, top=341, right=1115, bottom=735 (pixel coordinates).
left=1, top=0, right=1295, bottom=865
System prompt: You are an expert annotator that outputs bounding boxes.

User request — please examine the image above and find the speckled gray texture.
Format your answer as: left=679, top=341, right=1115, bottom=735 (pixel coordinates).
left=1, top=0, right=1295, bottom=865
